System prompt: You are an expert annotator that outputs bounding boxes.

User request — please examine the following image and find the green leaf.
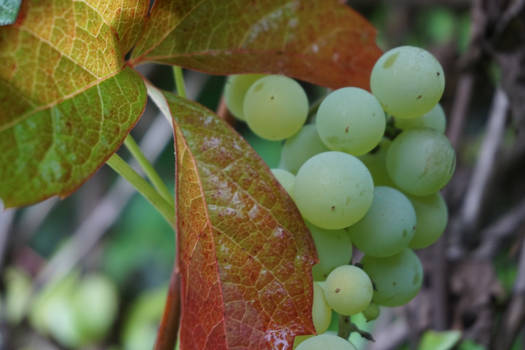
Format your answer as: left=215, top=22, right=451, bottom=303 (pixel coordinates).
left=0, top=0, right=21, bottom=26
left=131, top=0, right=381, bottom=89
left=419, top=330, right=462, bottom=350
left=0, top=0, right=149, bottom=207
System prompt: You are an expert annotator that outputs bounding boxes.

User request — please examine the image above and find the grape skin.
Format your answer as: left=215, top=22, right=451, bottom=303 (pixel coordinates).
left=294, top=152, right=374, bottom=230
left=316, top=87, right=386, bottom=156
left=223, top=74, right=266, bottom=120
left=306, top=222, right=353, bottom=281
left=323, top=265, right=373, bottom=316
left=371, top=46, right=445, bottom=119
left=271, top=169, right=295, bottom=197
left=362, top=303, right=380, bottom=322
left=395, top=103, right=446, bottom=133
left=347, top=186, right=416, bottom=258
left=280, top=124, right=329, bottom=174
left=358, top=139, right=396, bottom=187
left=312, top=282, right=332, bottom=334
left=243, top=75, right=308, bottom=141
left=362, top=249, right=423, bottom=307
left=408, top=192, right=448, bottom=249
left=295, top=334, right=357, bottom=350
left=386, top=130, right=456, bottom=196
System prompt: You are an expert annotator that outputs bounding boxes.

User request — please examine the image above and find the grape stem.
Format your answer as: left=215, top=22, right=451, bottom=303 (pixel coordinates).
left=124, top=135, right=173, bottom=205
left=338, top=314, right=375, bottom=342
left=153, top=66, right=185, bottom=350
left=106, top=154, right=175, bottom=225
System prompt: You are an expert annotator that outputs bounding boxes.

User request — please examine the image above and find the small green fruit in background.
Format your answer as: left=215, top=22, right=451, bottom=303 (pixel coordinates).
left=73, top=273, right=119, bottom=343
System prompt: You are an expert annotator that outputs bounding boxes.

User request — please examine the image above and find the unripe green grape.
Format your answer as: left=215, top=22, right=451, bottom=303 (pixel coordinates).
left=244, top=75, right=308, bottom=140
left=294, top=335, right=313, bottom=349
left=408, top=192, right=448, bottom=249
left=324, top=265, right=373, bottom=316
left=386, top=130, right=455, bottom=196
left=371, top=46, right=445, bottom=119
left=294, top=152, right=374, bottom=229
left=296, top=334, right=357, bottom=350
left=73, top=274, right=119, bottom=342
left=5, top=267, right=32, bottom=324
left=280, top=124, right=329, bottom=174
left=362, top=249, right=423, bottom=307
left=358, top=139, right=396, bottom=187
left=122, top=287, right=167, bottom=350
left=29, top=272, right=83, bottom=347
left=395, top=103, right=446, bottom=133
left=223, top=74, right=265, bottom=120
left=347, top=186, right=416, bottom=258
left=312, top=282, right=332, bottom=334
left=316, top=87, right=386, bottom=156
left=306, top=222, right=352, bottom=281
left=294, top=152, right=374, bottom=230
left=271, top=168, right=295, bottom=197
left=362, top=303, right=380, bottom=322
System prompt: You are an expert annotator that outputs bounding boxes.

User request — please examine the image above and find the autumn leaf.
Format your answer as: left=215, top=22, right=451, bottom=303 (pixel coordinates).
left=131, top=0, right=381, bottom=89
left=0, top=0, right=148, bottom=207
left=154, top=88, right=318, bottom=349
left=0, top=0, right=21, bottom=26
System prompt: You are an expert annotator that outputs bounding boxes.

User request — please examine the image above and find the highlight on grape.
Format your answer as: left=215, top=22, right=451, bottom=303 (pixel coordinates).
left=223, top=45, right=454, bottom=349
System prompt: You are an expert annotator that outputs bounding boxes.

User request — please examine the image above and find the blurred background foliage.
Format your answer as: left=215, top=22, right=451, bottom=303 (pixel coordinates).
left=1, top=1, right=525, bottom=350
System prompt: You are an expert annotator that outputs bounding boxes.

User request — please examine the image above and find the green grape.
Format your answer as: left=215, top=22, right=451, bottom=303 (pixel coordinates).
left=294, top=152, right=374, bottom=229
left=294, top=335, right=313, bottom=349
left=358, top=139, right=396, bottom=187
left=73, top=274, right=119, bottom=342
left=244, top=75, right=308, bottom=140
left=347, top=186, right=416, bottom=258
left=395, top=103, right=446, bottom=133
left=386, top=130, right=455, bottom=196
left=5, top=267, right=32, bottom=324
left=313, top=282, right=332, bottom=334
left=316, top=87, right=386, bottom=156
left=370, top=46, right=445, bottom=119
left=362, top=249, right=423, bottom=307
left=362, top=303, right=380, bottom=322
left=323, top=265, right=373, bottom=316
left=408, top=192, right=448, bottom=249
left=271, top=168, right=295, bottom=197
left=280, top=124, right=329, bottom=174
left=296, top=334, right=357, bottom=350
left=223, top=74, right=265, bottom=120
left=307, top=222, right=353, bottom=281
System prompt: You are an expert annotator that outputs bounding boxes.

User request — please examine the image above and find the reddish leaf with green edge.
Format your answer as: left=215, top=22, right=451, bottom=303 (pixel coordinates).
left=154, top=88, right=318, bottom=349
left=131, top=0, right=381, bottom=89
left=0, top=0, right=149, bottom=207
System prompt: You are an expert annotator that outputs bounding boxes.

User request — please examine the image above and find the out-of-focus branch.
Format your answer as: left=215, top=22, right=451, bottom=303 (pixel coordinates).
left=460, top=88, right=509, bottom=237
left=0, top=204, right=16, bottom=272
left=492, top=238, right=525, bottom=350
left=474, top=198, right=525, bottom=259
left=447, top=74, right=475, bottom=149
left=369, top=320, right=408, bottom=350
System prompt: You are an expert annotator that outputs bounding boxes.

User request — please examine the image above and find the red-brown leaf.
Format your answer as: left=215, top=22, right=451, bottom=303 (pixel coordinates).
left=159, top=90, right=318, bottom=349
left=131, top=0, right=381, bottom=89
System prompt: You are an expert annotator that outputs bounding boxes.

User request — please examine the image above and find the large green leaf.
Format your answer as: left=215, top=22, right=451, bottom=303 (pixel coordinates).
left=131, top=0, right=381, bottom=89
left=0, top=0, right=148, bottom=207
left=0, top=0, right=21, bottom=26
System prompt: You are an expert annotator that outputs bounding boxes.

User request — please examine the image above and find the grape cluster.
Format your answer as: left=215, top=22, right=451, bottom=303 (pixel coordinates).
left=224, top=46, right=454, bottom=349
